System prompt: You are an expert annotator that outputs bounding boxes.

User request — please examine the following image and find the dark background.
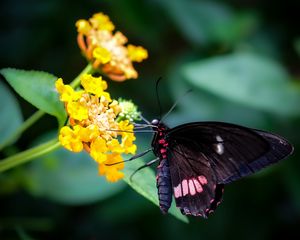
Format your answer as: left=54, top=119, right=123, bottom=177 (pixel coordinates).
left=0, top=0, right=300, bottom=239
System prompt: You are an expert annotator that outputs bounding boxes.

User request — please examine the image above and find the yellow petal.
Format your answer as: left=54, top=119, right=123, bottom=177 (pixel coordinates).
left=80, top=74, right=109, bottom=98
left=125, top=144, right=137, bottom=154
left=55, top=78, right=83, bottom=102
left=59, top=126, right=83, bottom=152
left=127, top=45, right=148, bottom=62
left=109, top=100, right=121, bottom=115
left=90, top=12, right=115, bottom=31
left=77, top=125, right=99, bottom=142
left=93, top=47, right=111, bottom=64
left=98, top=153, right=125, bottom=182
left=105, top=170, right=124, bottom=182
left=114, top=31, right=128, bottom=45
left=91, top=151, right=107, bottom=163
left=107, top=139, right=123, bottom=153
left=90, top=137, right=108, bottom=163
left=75, top=19, right=92, bottom=35
left=92, top=137, right=108, bottom=151
left=67, top=101, right=88, bottom=121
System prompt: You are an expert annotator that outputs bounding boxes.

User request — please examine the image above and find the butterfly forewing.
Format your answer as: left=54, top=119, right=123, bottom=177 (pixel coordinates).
left=167, top=122, right=293, bottom=185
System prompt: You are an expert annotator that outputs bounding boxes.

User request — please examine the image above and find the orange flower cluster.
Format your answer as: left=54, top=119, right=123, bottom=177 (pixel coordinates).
left=76, top=13, right=148, bottom=81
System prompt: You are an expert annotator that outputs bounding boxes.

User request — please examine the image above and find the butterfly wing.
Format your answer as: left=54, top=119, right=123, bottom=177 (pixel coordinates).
left=221, top=128, right=294, bottom=183
left=166, top=122, right=293, bottom=216
left=168, top=140, right=224, bottom=217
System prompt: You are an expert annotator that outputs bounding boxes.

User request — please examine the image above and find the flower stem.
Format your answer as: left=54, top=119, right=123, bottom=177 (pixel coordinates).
left=0, top=138, right=60, bottom=172
left=0, top=111, right=44, bottom=151
left=70, top=63, right=94, bottom=88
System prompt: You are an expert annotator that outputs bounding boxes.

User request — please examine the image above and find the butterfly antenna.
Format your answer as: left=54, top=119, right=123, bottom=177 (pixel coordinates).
left=156, top=77, right=163, bottom=119
left=161, top=89, right=192, bottom=122
left=139, top=114, right=151, bottom=125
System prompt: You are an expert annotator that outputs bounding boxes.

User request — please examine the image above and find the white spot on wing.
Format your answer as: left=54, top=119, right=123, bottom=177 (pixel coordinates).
left=188, top=180, right=196, bottom=195
left=174, top=184, right=182, bottom=198
left=214, top=143, right=224, bottom=155
left=182, top=180, right=189, bottom=196
left=193, top=178, right=203, bottom=193
left=175, top=176, right=210, bottom=197
left=214, top=135, right=224, bottom=154
left=216, top=135, right=223, bottom=142
left=198, top=175, right=208, bottom=185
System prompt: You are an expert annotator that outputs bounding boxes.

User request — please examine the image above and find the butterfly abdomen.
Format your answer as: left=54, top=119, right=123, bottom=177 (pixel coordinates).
left=151, top=124, right=173, bottom=213
left=156, top=158, right=172, bottom=214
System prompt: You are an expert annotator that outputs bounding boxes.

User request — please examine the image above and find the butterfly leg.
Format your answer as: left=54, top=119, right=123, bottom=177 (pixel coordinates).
left=106, top=149, right=152, bottom=166
left=130, top=157, right=159, bottom=181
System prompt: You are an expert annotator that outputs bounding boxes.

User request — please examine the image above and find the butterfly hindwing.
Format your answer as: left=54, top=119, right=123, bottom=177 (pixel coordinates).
left=167, top=139, right=224, bottom=217
left=167, top=122, right=293, bottom=184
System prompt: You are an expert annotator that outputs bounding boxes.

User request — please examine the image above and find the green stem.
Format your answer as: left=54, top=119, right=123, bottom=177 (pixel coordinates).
left=0, top=111, right=44, bottom=151
left=70, top=63, right=94, bottom=88
left=0, top=138, right=60, bottom=172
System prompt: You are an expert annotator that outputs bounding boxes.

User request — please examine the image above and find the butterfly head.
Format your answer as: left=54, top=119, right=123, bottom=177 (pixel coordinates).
left=151, top=119, right=169, bottom=132
left=151, top=118, right=162, bottom=131
left=151, top=119, right=160, bottom=126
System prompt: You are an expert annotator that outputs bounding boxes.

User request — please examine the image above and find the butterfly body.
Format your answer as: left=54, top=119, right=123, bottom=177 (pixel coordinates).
left=150, top=119, right=293, bottom=218
left=151, top=120, right=172, bottom=213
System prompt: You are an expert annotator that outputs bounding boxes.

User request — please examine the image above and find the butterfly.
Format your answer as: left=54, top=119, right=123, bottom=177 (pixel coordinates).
left=148, top=119, right=293, bottom=218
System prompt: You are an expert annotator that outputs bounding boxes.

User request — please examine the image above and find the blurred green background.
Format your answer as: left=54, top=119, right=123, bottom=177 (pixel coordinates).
left=1, top=0, right=300, bottom=239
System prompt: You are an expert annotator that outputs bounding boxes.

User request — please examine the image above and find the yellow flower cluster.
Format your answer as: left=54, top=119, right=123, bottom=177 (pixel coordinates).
left=76, top=12, right=148, bottom=81
left=55, top=74, right=137, bottom=182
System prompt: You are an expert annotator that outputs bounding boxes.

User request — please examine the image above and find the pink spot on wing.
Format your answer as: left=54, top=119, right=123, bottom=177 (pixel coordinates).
left=192, top=178, right=203, bottom=193
left=158, top=139, right=165, bottom=144
left=188, top=180, right=196, bottom=195
left=182, top=180, right=189, bottom=196
left=174, top=184, right=182, bottom=198
left=198, top=175, right=208, bottom=185
left=210, top=199, right=214, bottom=204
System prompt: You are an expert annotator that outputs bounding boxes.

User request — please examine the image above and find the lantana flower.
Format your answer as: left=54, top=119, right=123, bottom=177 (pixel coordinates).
left=76, top=12, right=148, bottom=81
left=55, top=74, right=139, bottom=182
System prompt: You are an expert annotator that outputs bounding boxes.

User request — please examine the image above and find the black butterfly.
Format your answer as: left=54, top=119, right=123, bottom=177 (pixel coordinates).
left=147, top=119, right=293, bottom=218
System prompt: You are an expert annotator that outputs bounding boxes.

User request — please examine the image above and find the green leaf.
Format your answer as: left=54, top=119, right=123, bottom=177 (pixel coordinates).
left=182, top=52, right=300, bottom=117
left=0, top=80, right=23, bottom=146
left=25, top=138, right=125, bottom=205
left=0, top=68, right=66, bottom=125
left=123, top=156, right=189, bottom=223
left=165, top=53, right=269, bottom=128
